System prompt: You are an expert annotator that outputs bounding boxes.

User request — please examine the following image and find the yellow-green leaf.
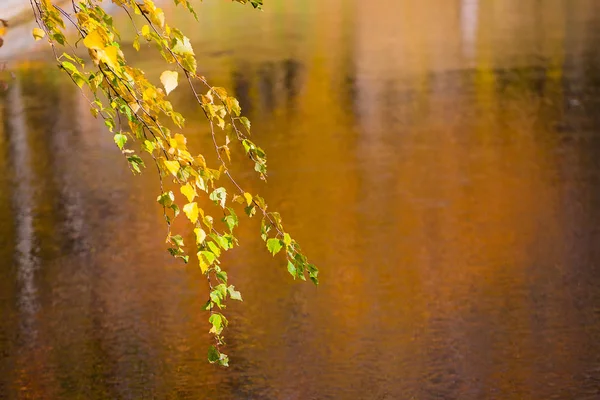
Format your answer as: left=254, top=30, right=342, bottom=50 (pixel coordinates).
left=160, top=70, right=178, bottom=95
left=32, top=28, right=46, bottom=41
left=283, top=233, right=292, bottom=246
left=183, top=202, right=199, bottom=223
left=172, top=36, right=194, bottom=56
left=243, top=192, right=253, bottom=206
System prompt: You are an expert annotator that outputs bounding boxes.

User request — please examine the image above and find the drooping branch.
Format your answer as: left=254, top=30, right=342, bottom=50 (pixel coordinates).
left=29, top=0, right=317, bottom=366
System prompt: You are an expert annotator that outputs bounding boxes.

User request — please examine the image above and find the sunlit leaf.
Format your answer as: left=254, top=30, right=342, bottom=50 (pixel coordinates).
left=283, top=233, right=292, bottom=247
left=160, top=70, right=178, bottom=95
left=127, top=155, right=145, bottom=173
left=163, top=160, right=180, bottom=176
left=240, top=193, right=252, bottom=207
left=180, top=182, right=196, bottom=202
left=287, top=261, right=296, bottom=278
left=171, top=36, right=194, bottom=56
left=114, top=133, right=127, bottom=150
left=32, top=28, right=46, bottom=40
left=183, top=202, right=199, bottom=223
left=239, top=116, right=251, bottom=132
left=267, top=238, right=283, bottom=256
left=209, top=187, right=227, bottom=209
left=228, top=285, right=242, bottom=301
left=209, top=313, right=223, bottom=334
left=83, top=29, right=105, bottom=50
left=194, top=227, right=206, bottom=244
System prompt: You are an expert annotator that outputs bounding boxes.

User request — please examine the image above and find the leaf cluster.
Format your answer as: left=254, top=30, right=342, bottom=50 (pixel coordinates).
left=30, top=0, right=317, bottom=366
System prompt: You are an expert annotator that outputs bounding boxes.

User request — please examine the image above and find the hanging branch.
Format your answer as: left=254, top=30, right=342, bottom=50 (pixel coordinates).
left=28, top=0, right=317, bottom=366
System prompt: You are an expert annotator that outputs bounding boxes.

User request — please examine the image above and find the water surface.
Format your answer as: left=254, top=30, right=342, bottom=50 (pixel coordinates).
left=2, top=1, right=600, bottom=399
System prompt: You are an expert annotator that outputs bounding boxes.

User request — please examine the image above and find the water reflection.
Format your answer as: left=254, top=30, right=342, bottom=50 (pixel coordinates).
left=2, top=0, right=600, bottom=399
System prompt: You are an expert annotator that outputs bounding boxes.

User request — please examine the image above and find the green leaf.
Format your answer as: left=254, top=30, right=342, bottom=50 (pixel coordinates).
left=60, top=61, right=78, bottom=74
left=239, top=116, right=251, bottom=132
left=171, top=36, right=194, bottom=56
left=228, top=285, right=242, bottom=301
left=114, top=133, right=127, bottom=150
left=209, top=313, right=223, bottom=334
left=208, top=345, right=220, bottom=363
left=212, top=234, right=232, bottom=250
left=209, top=187, right=227, bottom=208
left=207, top=241, right=221, bottom=257
left=242, top=139, right=253, bottom=154
left=127, top=155, right=145, bottom=173
left=267, top=238, right=283, bottom=256
left=250, top=0, right=263, bottom=9
left=260, top=218, right=271, bottom=241
left=104, top=118, right=115, bottom=132
left=200, top=250, right=217, bottom=265
left=157, top=191, right=175, bottom=207
left=214, top=283, right=228, bottom=298
left=198, top=250, right=217, bottom=274
left=51, top=32, right=66, bottom=45
left=216, top=270, right=228, bottom=283
left=142, top=140, right=156, bottom=153
left=244, top=205, right=256, bottom=217
left=307, top=263, right=319, bottom=285
left=218, top=353, right=229, bottom=367
left=170, top=234, right=184, bottom=247
left=223, top=208, right=238, bottom=232
left=287, top=260, right=296, bottom=278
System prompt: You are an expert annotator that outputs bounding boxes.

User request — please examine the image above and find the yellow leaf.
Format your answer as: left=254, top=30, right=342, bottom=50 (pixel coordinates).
left=154, top=8, right=165, bottom=28
left=100, top=46, right=120, bottom=70
left=129, top=102, right=140, bottom=113
left=180, top=183, right=196, bottom=202
left=163, top=160, right=180, bottom=176
left=171, top=133, right=187, bottom=149
left=132, top=36, right=140, bottom=51
left=160, top=70, right=178, bottom=96
left=183, top=202, right=199, bottom=223
left=142, top=87, right=158, bottom=102
left=83, top=29, right=105, bottom=50
left=198, top=251, right=209, bottom=273
left=243, top=192, right=253, bottom=206
left=194, top=227, right=206, bottom=244
left=220, top=145, right=231, bottom=162
left=32, top=28, right=45, bottom=41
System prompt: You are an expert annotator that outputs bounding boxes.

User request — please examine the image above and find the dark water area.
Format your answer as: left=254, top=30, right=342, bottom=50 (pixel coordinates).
left=2, top=0, right=600, bottom=398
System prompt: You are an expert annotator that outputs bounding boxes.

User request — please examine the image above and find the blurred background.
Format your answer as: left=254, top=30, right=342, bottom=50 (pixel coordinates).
left=1, top=0, right=600, bottom=399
